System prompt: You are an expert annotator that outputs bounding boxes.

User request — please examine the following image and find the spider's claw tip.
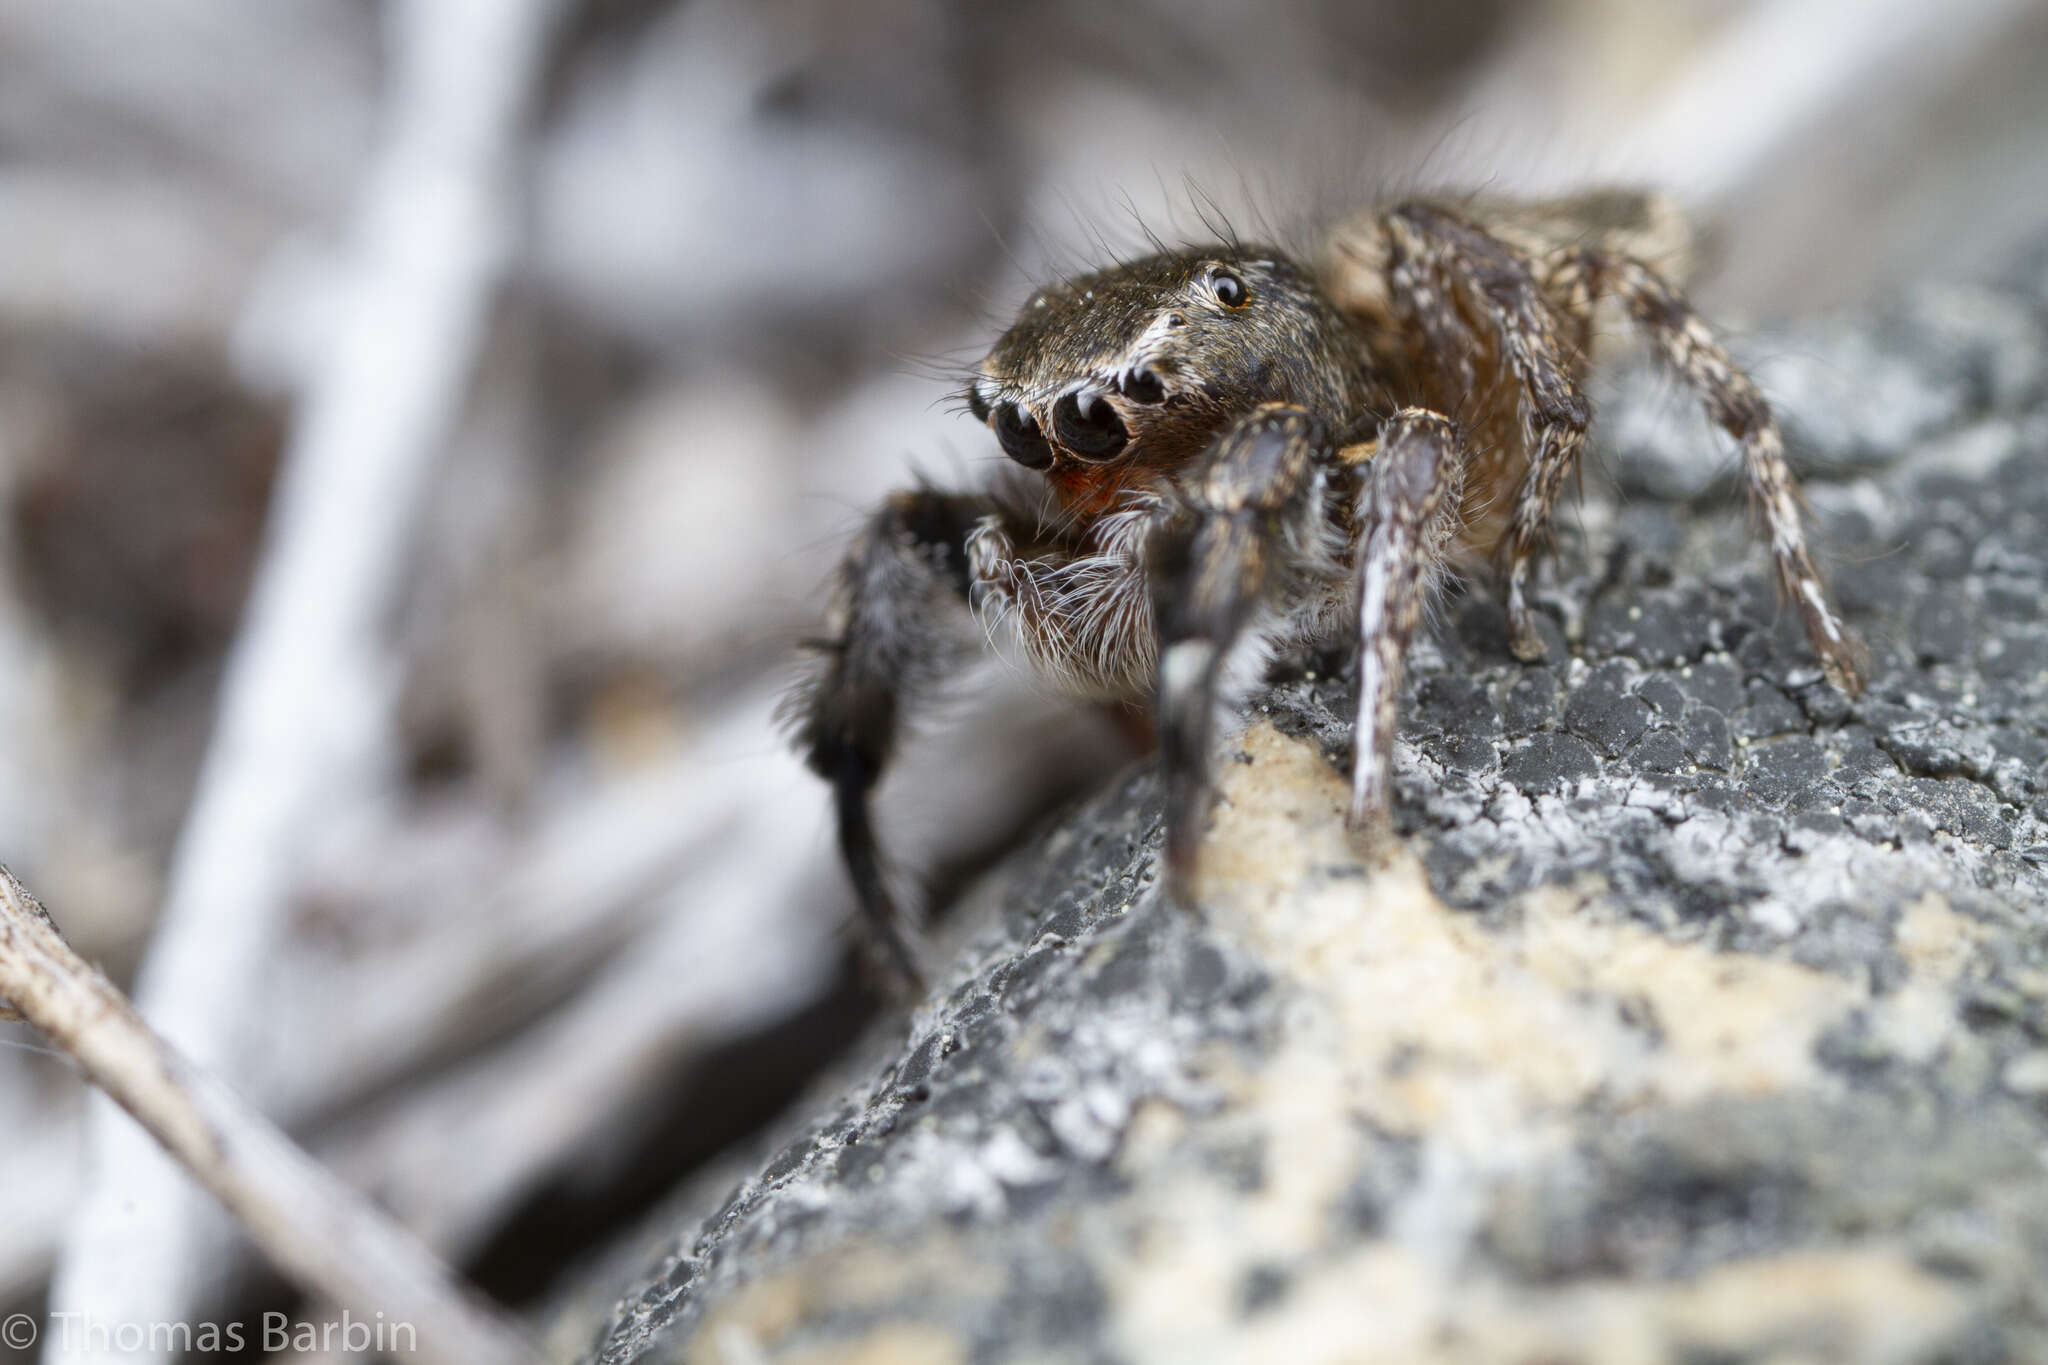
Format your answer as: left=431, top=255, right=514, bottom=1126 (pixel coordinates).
left=1819, top=641, right=1868, bottom=698
left=851, top=896, right=931, bottom=1001
left=1507, top=619, right=1548, bottom=664
left=885, top=954, right=930, bottom=1001
left=1160, top=824, right=1204, bottom=909
left=1344, top=803, right=1399, bottom=865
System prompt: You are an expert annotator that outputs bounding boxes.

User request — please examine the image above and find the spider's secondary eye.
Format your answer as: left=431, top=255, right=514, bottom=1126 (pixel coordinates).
left=1209, top=268, right=1249, bottom=308
left=1052, top=390, right=1129, bottom=462
left=994, top=403, right=1053, bottom=470
left=964, top=384, right=991, bottom=423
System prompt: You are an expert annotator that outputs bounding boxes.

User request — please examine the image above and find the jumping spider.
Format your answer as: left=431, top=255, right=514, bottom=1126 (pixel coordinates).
left=787, top=190, right=1865, bottom=988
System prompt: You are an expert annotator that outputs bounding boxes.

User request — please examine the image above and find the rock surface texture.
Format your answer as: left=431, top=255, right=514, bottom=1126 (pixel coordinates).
left=568, top=263, right=2048, bottom=1364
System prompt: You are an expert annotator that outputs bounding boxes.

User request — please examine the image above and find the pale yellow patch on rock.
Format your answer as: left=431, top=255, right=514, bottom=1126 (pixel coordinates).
left=1114, top=1096, right=1189, bottom=1177
left=1871, top=896, right=1997, bottom=1066
left=1659, top=1247, right=1965, bottom=1363
left=689, top=1273, right=806, bottom=1363
left=2003, top=1049, right=2048, bottom=1096
left=1895, top=895, right=1990, bottom=985
left=1111, top=1162, right=1259, bottom=1350
left=1200, top=723, right=1862, bottom=1137
left=775, top=1324, right=965, bottom=1365
left=687, top=1244, right=984, bottom=1365
left=1520, top=884, right=1862, bottom=1105
left=1214, top=1243, right=1964, bottom=1365
left=1096, top=724, right=1923, bottom=1364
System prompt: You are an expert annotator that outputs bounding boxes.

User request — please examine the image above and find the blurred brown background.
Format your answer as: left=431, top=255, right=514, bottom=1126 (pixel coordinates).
left=3, top=0, right=2047, bottom=1354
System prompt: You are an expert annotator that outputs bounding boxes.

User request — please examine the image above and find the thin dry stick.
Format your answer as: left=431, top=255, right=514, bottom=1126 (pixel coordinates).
left=0, top=866, right=535, bottom=1365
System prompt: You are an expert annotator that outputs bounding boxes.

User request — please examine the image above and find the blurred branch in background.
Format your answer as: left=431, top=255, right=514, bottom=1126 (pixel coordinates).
left=1568, top=0, right=2048, bottom=308
left=316, top=692, right=839, bottom=1261
left=1594, top=0, right=2033, bottom=201
left=2, top=0, right=2048, bottom=1349
left=0, top=866, right=536, bottom=1365
left=44, top=0, right=566, bottom=1351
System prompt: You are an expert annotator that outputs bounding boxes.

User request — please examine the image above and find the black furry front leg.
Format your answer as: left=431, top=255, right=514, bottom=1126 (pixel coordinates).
left=1147, top=403, right=1332, bottom=898
left=784, top=487, right=988, bottom=993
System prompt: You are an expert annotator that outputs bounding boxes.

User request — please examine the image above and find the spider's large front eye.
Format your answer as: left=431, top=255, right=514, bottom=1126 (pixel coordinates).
left=1119, top=365, right=1167, bottom=405
left=1052, top=390, right=1129, bottom=462
left=1209, top=267, right=1250, bottom=308
left=994, top=403, right=1053, bottom=470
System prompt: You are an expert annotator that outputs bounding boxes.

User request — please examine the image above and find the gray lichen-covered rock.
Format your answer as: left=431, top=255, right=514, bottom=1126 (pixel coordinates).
left=567, top=269, right=2048, bottom=1364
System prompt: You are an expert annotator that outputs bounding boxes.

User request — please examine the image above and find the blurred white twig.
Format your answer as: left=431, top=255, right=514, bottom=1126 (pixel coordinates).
left=48, top=0, right=564, bottom=1351
left=0, top=693, right=839, bottom=1304
left=1608, top=0, right=2035, bottom=206
left=0, top=867, right=535, bottom=1365
left=325, top=785, right=838, bottom=1257
left=300, top=682, right=1110, bottom=1264
left=0, top=1089, right=77, bottom=1302
left=273, top=689, right=820, bottom=1116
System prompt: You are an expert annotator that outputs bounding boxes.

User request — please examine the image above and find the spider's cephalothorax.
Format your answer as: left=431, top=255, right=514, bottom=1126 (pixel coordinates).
left=967, top=251, right=1376, bottom=517
left=786, top=191, right=1866, bottom=989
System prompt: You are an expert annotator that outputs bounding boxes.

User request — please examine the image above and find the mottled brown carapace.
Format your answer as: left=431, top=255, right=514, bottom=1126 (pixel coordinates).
left=787, top=189, right=1864, bottom=990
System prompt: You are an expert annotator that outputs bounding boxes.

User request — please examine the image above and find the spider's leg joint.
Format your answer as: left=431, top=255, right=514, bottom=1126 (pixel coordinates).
left=1148, top=403, right=1330, bottom=900
left=1348, top=408, right=1467, bottom=842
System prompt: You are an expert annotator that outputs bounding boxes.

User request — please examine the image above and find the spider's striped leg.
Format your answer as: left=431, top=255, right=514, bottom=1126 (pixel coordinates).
left=1349, top=409, right=1469, bottom=844
left=1384, top=203, right=1592, bottom=663
left=1562, top=250, right=1866, bottom=694
left=782, top=487, right=993, bottom=992
left=1147, top=403, right=1330, bottom=897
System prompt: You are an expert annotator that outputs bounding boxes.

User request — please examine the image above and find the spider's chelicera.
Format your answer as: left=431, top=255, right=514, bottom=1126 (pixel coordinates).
left=786, top=190, right=1865, bottom=989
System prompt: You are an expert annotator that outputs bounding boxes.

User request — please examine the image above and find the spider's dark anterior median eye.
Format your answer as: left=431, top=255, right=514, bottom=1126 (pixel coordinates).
left=994, top=403, right=1053, bottom=469
left=1119, top=366, right=1166, bottom=404
left=1052, top=390, right=1129, bottom=461
left=1209, top=268, right=1249, bottom=308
